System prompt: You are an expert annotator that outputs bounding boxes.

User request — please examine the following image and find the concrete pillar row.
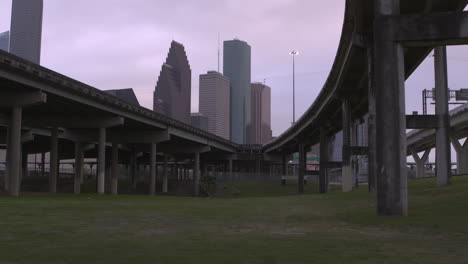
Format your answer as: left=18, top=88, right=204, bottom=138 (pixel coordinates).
left=451, top=137, right=468, bottom=175
left=410, top=149, right=431, bottom=179
left=97, top=127, right=106, bottom=194
left=374, top=0, right=408, bottom=216
left=74, top=142, right=84, bottom=194
left=49, top=127, right=59, bottom=194
left=149, top=143, right=156, bottom=195
left=434, top=46, right=451, bottom=187
left=111, top=142, right=119, bottom=195
left=7, top=107, right=22, bottom=196
left=341, top=99, right=353, bottom=193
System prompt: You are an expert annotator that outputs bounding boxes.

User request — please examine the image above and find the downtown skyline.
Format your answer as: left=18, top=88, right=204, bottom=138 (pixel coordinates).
left=1, top=0, right=468, bottom=139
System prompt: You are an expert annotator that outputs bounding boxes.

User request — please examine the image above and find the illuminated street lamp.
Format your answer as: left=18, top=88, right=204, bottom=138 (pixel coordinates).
left=290, top=50, right=299, bottom=125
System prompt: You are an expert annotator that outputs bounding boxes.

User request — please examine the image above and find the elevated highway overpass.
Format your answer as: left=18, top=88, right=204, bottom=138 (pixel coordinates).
left=263, top=0, right=468, bottom=216
left=407, top=103, right=468, bottom=177
left=2, top=0, right=468, bottom=217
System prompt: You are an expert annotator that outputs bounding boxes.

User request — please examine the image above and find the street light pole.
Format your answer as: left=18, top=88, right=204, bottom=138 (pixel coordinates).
left=290, top=51, right=299, bottom=125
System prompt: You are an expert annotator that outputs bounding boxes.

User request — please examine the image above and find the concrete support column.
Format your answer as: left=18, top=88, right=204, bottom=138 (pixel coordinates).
left=111, top=142, right=119, bottom=195
left=21, top=152, right=27, bottom=181
left=4, top=127, right=10, bottom=192
left=7, top=107, right=22, bottom=196
left=228, top=159, right=233, bottom=181
left=452, top=137, right=468, bottom=175
left=97, top=127, right=106, bottom=194
left=367, top=46, right=377, bottom=194
left=352, top=120, right=359, bottom=188
left=281, top=153, right=287, bottom=186
left=162, top=155, right=168, bottom=193
left=203, top=162, right=208, bottom=179
left=410, top=149, right=431, bottom=179
left=131, top=147, right=137, bottom=188
left=149, top=143, right=157, bottom=195
left=342, top=100, right=353, bottom=192
left=434, top=46, right=451, bottom=186
left=374, top=0, right=408, bottom=216
left=194, top=152, right=200, bottom=196
left=74, top=142, right=83, bottom=194
left=49, top=127, right=59, bottom=194
left=41, top=152, right=45, bottom=178
left=298, top=143, right=306, bottom=194
left=320, top=126, right=329, bottom=193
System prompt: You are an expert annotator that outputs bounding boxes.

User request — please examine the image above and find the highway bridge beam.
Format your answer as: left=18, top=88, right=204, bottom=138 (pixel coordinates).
left=319, top=127, right=329, bottom=193
left=74, top=142, right=84, bottom=194
left=451, top=137, right=468, bottom=175
left=298, top=143, right=306, bottom=194
left=111, top=142, right=119, bottom=195
left=341, top=100, right=353, bottom=193
left=410, top=149, right=431, bottom=179
left=374, top=0, right=408, bottom=216
left=49, top=127, right=59, bottom=194
left=434, top=46, right=451, bottom=186
left=97, top=127, right=106, bottom=194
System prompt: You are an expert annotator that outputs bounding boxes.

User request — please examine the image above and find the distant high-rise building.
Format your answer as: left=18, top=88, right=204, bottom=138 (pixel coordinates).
left=191, top=113, right=209, bottom=132
left=105, top=88, right=140, bottom=106
left=154, top=41, right=192, bottom=124
left=248, top=83, right=272, bottom=144
left=223, top=39, right=251, bottom=144
left=199, top=71, right=230, bottom=140
left=9, top=0, right=43, bottom=64
left=0, top=31, right=9, bottom=52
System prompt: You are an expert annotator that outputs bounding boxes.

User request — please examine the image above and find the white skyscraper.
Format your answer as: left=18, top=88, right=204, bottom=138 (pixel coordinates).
left=199, top=71, right=231, bottom=140
left=9, top=0, right=43, bottom=64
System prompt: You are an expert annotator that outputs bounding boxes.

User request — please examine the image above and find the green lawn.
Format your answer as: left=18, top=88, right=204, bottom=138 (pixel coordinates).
left=1, top=177, right=468, bottom=264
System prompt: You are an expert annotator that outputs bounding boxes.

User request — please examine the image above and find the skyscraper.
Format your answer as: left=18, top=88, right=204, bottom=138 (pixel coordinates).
left=0, top=31, right=9, bottom=52
left=248, top=83, right=272, bottom=144
left=199, top=71, right=230, bottom=140
left=9, top=0, right=43, bottom=64
left=223, top=39, right=251, bottom=144
left=105, top=88, right=140, bottom=106
left=190, top=113, right=209, bottom=132
left=154, top=41, right=192, bottom=124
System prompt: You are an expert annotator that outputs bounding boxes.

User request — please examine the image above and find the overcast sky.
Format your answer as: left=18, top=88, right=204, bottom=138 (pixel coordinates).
left=1, top=0, right=468, bottom=156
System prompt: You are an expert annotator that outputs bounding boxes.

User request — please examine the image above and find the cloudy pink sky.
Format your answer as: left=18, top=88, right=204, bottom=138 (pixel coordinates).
left=1, top=0, right=468, bottom=147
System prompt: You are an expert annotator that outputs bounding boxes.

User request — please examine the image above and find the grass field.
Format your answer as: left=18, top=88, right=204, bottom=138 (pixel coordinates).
left=1, top=177, right=468, bottom=264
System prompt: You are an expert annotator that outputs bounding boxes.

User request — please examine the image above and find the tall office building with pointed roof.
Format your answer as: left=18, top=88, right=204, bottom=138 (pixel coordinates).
left=9, top=0, right=43, bottom=64
left=153, top=41, right=192, bottom=124
left=223, top=39, right=251, bottom=144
